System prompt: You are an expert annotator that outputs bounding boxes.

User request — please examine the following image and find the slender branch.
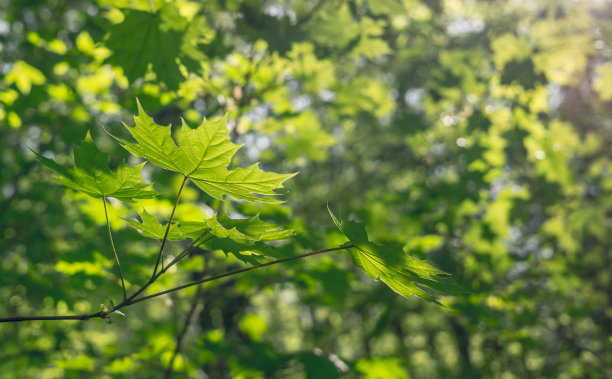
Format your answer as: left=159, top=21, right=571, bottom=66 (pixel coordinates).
left=148, top=0, right=155, bottom=13
left=125, top=245, right=353, bottom=307
left=153, top=176, right=188, bottom=276
left=0, top=245, right=354, bottom=323
left=0, top=312, right=103, bottom=323
left=103, top=197, right=127, bottom=300
left=164, top=285, right=203, bottom=379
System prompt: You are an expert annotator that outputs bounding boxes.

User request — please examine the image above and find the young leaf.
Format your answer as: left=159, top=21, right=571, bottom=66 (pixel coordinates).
left=34, top=133, right=157, bottom=202
left=203, top=215, right=259, bottom=244
left=179, top=212, right=293, bottom=264
left=328, top=206, right=460, bottom=304
left=123, top=208, right=184, bottom=240
left=125, top=207, right=292, bottom=246
left=178, top=211, right=291, bottom=240
left=205, top=238, right=276, bottom=265
left=215, top=213, right=294, bottom=242
left=110, top=101, right=295, bottom=203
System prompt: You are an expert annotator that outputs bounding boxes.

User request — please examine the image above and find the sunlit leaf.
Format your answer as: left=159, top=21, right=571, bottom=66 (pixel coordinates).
left=123, top=208, right=184, bottom=240
left=110, top=101, right=295, bottom=203
left=4, top=60, right=46, bottom=95
left=329, top=206, right=460, bottom=303
left=34, top=133, right=157, bottom=202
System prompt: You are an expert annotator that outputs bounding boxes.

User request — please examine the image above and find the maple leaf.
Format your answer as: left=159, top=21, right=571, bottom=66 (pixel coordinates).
left=196, top=212, right=293, bottom=243
left=104, top=6, right=212, bottom=90
left=34, top=133, right=157, bottom=202
left=328, top=206, right=462, bottom=304
left=123, top=208, right=292, bottom=265
left=213, top=212, right=294, bottom=242
left=110, top=101, right=296, bottom=203
left=199, top=213, right=291, bottom=264
left=123, top=208, right=184, bottom=240
left=124, top=208, right=292, bottom=244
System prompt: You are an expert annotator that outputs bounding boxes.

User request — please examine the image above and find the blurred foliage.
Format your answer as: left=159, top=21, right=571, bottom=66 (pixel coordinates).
left=1, top=0, right=612, bottom=378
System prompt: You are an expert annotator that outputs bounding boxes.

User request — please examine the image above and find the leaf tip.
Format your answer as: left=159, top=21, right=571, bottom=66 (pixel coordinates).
left=134, top=97, right=152, bottom=122
left=327, top=204, right=343, bottom=230
left=28, top=146, right=42, bottom=158
left=135, top=96, right=143, bottom=110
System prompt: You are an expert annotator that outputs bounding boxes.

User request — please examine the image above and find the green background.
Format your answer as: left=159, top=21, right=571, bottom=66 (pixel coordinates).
left=1, top=0, right=611, bottom=377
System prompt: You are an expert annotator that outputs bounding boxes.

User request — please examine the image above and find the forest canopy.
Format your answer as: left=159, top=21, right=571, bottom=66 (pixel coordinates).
left=0, top=0, right=611, bottom=378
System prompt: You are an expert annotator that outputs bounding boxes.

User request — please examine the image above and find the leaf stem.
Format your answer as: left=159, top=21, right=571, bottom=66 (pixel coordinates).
left=152, top=176, right=188, bottom=276
left=103, top=197, right=127, bottom=300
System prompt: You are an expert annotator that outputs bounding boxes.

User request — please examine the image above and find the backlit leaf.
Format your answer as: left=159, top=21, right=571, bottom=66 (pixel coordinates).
left=110, top=101, right=295, bottom=203
left=123, top=208, right=184, bottom=240
left=328, top=206, right=460, bottom=303
left=34, top=133, right=157, bottom=202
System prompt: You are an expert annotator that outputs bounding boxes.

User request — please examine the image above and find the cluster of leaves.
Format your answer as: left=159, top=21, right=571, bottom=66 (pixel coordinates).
left=33, top=99, right=454, bottom=309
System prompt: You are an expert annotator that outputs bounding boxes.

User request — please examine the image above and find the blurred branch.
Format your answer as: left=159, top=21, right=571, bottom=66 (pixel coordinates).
left=164, top=285, right=204, bottom=379
left=294, top=0, right=330, bottom=29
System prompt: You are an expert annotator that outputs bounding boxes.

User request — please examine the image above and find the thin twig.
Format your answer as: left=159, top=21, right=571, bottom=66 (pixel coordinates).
left=103, top=197, right=127, bottom=300
left=164, top=285, right=203, bottom=379
left=148, top=0, right=155, bottom=13
left=126, top=232, right=211, bottom=302
left=153, top=176, right=188, bottom=276
left=124, top=245, right=353, bottom=306
left=0, top=245, right=354, bottom=322
left=0, top=312, right=103, bottom=323
left=163, top=232, right=211, bottom=274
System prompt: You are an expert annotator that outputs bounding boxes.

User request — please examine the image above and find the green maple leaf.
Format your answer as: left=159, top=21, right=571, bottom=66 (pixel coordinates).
left=105, top=9, right=183, bottom=89
left=125, top=209, right=291, bottom=245
left=209, top=213, right=294, bottom=242
left=104, top=6, right=212, bottom=89
left=328, top=207, right=461, bottom=304
left=110, top=101, right=296, bottom=203
left=206, top=238, right=272, bottom=265
left=124, top=208, right=290, bottom=265
left=202, top=214, right=288, bottom=264
left=203, top=215, right=259, bottom=244
left=168, top=215, right=257, bottom=244
left=179, top=212, right=293, bottom=244
left=123, top=208, right=184, bottom=240
left=34, top=133, right=157, bottom=202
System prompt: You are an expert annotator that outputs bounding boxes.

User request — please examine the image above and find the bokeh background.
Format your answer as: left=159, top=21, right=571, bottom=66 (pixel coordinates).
left=1, top=0, right=611, bottom=377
